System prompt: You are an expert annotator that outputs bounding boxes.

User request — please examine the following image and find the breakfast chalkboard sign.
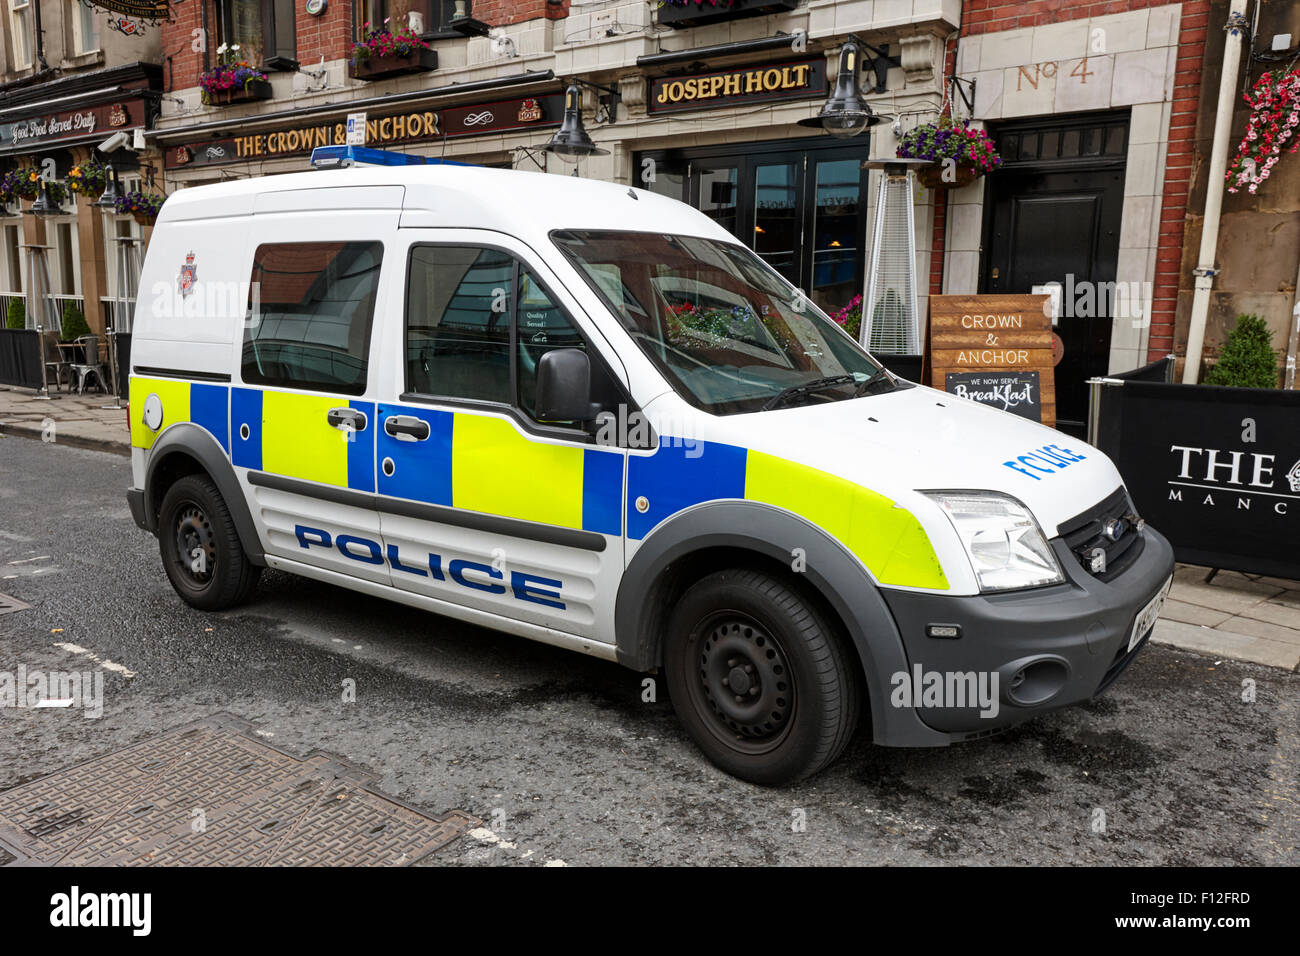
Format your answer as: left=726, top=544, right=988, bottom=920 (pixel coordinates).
left=925, top=295, right=1056, bottom=427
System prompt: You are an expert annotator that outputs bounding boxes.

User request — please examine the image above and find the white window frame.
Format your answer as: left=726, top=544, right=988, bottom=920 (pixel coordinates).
left=10, top=0, right=33, bottom=70
left=70, top=0, right=100, bottom=56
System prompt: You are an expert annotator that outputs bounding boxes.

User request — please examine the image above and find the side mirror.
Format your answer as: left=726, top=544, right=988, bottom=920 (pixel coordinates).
left=536, top=348, right=602, bottom=423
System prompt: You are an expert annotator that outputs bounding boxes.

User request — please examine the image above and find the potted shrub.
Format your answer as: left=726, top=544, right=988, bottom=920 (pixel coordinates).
left=657, top=0, right=799, bottom=29
left=1203, top=313, right=1280, bottom=388
left=67, top=158, right=108, bottom=198
left=6, top=299, right=24, bottom=330
left=115, top=189, right=165, bottom=226
left=201, top=45, right=273, bottom=105
left=350, top=22, right=438, bottom=80
left=60, top=303, right=91, bottom=355
left=898, top=118, right=1002, bottom=189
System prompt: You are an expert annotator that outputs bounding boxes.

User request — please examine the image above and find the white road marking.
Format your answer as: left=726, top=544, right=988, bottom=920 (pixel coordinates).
left=52, top=642, right=137, bottom=678
left=468, top=826, right=567, bottom=866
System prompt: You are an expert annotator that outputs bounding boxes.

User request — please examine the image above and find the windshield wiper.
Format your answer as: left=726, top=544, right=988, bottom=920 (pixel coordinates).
left=852, top=366, right=896, bottom=397
left=760, top=374, right=858, bottom=411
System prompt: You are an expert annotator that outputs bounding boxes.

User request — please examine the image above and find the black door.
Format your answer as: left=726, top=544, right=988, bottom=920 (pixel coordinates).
left=981, top=113, right=1129, bottom=436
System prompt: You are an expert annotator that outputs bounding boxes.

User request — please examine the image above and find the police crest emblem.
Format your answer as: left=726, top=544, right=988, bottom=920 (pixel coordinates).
left=178, top=251, right=197, bottom=297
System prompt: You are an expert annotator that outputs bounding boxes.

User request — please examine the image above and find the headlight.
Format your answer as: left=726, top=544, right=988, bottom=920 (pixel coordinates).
left=923, top=492, right=1065, bottom=592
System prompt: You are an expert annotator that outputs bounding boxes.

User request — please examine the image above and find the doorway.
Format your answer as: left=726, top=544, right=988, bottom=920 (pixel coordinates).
left=980, top=111, right=1129, bottom=436
left=637, top=136, right=870, bottom=316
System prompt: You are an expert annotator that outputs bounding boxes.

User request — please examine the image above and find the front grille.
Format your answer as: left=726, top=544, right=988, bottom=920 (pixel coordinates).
left=1058, top=486, right=1145, bottom=582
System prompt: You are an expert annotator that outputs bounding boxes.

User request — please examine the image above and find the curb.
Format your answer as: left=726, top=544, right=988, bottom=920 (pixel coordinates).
left=0, top=422, right=131, bottom=457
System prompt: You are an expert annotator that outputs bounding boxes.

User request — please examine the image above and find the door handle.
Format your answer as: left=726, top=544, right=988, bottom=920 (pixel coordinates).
left=384, top=415, right=431, bottom=442
left=326, top=407, right=368, bottom=431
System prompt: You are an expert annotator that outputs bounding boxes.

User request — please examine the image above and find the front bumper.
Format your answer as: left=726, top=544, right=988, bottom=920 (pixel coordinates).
left=879, top=526, right=1175, bottom=739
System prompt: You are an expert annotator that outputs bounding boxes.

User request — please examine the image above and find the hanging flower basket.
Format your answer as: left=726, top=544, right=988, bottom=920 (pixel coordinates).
left=1226, top=66, right=1300, bottom=194
left=658, top=0, right=799, bottom=29
left=8, top=168, right=42, bottom=201
left=915, top=163, right=982, bottom=190
left=897, top=118, right=1001, bottom=190
left=350, top=25, right=438, bottom=80
left=115, top=189, right=165, bottom=225
left=67, top=158, right=107, bottom=196
left=201, top=46, right=273, bottom=106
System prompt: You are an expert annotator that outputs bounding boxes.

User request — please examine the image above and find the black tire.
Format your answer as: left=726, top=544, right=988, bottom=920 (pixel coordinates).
left=158, top=474, right=260, bottom=611
left=663, top=568, right=860, bottom=785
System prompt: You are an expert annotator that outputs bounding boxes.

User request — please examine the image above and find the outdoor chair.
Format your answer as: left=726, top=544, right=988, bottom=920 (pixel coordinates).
left=70, top=334, right=108, bottom=395
left=40, top=332, right=71, bottom=392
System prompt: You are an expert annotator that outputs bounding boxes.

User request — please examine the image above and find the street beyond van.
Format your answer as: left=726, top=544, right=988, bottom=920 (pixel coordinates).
left=125, top=148, right=1175, bottom=784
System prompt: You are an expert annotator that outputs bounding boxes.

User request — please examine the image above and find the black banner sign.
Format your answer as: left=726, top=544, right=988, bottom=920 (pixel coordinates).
left=165, top=94, right=564, bottom=169
left=945, top=371, right=1042, bottom=422
left=1096, top=380, right=1300, bottom=579
left=647, top=57, right=827, bottom=115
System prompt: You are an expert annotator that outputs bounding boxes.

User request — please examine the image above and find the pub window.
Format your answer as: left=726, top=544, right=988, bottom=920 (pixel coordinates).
left=424, top=1, right=470, bottom=34
left=356, top=0, right=388, bottom=36
left=242, top=242, right=384, bottom=395
left=10, top=0, right=33, bottom=69
left=219, top=0, right=296, bottom=69
left=2, top=224, right=23, bottom=295
left=70, top=0, right=100, bottom=55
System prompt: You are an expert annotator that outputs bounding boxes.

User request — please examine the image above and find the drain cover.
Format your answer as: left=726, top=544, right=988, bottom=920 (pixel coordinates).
left=0, top=592, right=31, bottom=616
left=0, top=714, right=477, bottom=866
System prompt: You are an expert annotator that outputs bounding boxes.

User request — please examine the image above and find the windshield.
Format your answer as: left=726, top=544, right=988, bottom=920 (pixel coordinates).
left=552, top=230, right=894, bottom=415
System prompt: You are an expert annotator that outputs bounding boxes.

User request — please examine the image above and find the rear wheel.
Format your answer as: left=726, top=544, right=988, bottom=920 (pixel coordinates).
left=158, top=475, right=260, bottom=610
left=664, top=568, right=860, bottom=785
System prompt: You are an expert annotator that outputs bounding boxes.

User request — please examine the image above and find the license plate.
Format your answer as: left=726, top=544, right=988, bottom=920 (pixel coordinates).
left=1129, top=575, right=1172, bottom=653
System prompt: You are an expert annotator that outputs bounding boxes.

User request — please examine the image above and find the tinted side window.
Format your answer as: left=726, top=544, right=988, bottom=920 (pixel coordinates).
left=407, top=246, right=513, bottom=403
left=241, top=241, right=382, bottom=395
left=515, top=269, right=592, bottom=418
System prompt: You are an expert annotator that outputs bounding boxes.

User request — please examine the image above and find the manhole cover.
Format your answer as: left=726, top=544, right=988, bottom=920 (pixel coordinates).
left=0, top=592, right=31, bottom=616
left=0, top=714, right=477, bottom=866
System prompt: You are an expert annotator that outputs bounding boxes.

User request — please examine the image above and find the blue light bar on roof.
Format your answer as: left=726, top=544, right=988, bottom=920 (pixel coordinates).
left=309, top=145, right=470, bottom=169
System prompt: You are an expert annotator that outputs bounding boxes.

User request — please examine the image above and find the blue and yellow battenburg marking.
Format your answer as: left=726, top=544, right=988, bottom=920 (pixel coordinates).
left=628, top=438, right=949, bottom=591
left=129, top=376, right=229, bottom=453
left=132, top=380, right=946, bottom=590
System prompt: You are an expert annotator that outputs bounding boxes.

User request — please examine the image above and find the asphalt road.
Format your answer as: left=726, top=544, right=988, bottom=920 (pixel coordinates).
left=0, top=434, right=1296, bottom=866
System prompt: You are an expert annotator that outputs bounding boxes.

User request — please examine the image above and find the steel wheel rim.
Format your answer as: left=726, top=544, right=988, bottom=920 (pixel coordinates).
left=688, top=611, right=796, bottom=755
left=173, top=501, right=216, bottom=587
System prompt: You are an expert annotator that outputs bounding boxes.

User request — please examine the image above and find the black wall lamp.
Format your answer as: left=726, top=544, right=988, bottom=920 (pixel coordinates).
left=798, top=37, right=896, bottom=139
left=24, top=180, right=58, bottom=219
left=544, top=80, right=619, bottom=164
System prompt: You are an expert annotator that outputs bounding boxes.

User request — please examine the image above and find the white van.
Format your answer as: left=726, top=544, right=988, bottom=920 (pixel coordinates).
left=127, top=148, right=1174, bottom=784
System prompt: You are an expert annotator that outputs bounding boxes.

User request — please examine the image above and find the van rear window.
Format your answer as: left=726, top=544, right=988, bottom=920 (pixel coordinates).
left=241, top=241, right=383, bottom=395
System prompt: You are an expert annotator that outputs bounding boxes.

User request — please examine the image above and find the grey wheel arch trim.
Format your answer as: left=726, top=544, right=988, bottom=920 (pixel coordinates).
left=615, top=500, right=951, bottom=747
left=138, top=424, right=267, bottom=566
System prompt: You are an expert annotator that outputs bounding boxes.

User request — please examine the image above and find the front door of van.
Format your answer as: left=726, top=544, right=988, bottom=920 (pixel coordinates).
left=230, top=208, right=397, bottom=585
left=374, top=232, right=629, bottom=643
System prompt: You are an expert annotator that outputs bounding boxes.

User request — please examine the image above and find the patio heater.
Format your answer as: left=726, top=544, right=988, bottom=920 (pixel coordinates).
left=19, top=242, right=58, bottom=399
left=22, top=180, right=61, bottom=399
left=859, top=158, right=930, bottom=355
left=101, top=235, right=141, bottom=410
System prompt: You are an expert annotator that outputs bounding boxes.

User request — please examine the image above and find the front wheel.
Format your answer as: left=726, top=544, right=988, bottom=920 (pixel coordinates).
left=158, top=475, right=260, bottom=611
left=663, top=568, right=860, bottom=785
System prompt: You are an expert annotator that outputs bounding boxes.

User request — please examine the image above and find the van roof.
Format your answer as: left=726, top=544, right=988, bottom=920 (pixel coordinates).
left=157, top=164, right=733, bottom=245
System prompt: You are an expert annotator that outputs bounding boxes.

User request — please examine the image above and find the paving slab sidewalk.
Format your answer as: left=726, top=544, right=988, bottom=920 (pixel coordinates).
left=2, top=385, right=1298, bottom=672
left=0, top=385, right=128, bottom=454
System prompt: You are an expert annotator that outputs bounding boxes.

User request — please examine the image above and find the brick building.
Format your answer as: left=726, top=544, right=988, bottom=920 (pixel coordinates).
left=0, top=2, right=163, bottom=340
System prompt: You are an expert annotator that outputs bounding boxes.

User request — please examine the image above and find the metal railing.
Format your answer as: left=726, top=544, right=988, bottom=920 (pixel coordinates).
left=100, top=296, right=136, bottom=335
left=0, top=293, right=86, bottom=332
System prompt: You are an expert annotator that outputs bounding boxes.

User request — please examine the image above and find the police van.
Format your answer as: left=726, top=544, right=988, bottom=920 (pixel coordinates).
left=127, top=146, right=1174, bottom=784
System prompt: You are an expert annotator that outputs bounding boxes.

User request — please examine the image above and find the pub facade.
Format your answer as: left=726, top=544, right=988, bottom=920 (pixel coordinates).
left=153, top=0, right=956, bottom=329
left=0, top=3, right=163, bottom=340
